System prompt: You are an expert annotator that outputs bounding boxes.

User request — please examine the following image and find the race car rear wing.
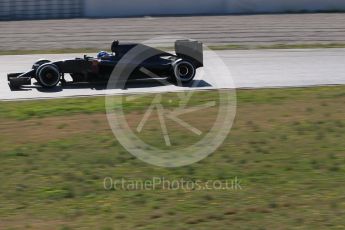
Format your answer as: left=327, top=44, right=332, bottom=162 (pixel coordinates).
left=175, top=40, right=203, bottom=68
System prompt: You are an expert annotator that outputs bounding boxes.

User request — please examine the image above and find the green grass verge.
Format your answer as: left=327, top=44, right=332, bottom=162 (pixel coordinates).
left=0, top=86, right=344, bottom=120
left=0, top=86, right=344, bottom=229
left=1, top=43, right=345, bottom=55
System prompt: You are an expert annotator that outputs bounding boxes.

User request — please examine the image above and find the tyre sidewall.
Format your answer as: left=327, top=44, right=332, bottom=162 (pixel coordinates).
left=36, top=64, right=60, bottom=88
left=172, top=59, right=196, bottom=83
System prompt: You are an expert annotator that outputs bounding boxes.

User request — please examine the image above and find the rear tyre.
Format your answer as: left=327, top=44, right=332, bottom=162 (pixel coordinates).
left=171, top=59, right=196, bottom=84
left=36, top=64, right=60, bottom=88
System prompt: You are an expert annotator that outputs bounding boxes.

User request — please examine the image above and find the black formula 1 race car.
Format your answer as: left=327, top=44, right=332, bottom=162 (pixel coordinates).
left=8, top=40, right=203, bottom=88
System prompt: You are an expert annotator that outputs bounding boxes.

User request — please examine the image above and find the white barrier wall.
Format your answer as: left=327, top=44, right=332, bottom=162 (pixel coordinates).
left=1, top=0, right=345, bottom=20
left=85, top=0, right=345, bottom=17
left=85, top=0, right=225, bottom=17
left=226, top=0, right=345, bottom=14
left=0, top=0, right=83, bottom=20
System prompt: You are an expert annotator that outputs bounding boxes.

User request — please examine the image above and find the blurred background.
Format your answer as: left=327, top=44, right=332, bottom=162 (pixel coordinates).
left=1, top=0, right=345, bottom=52
left=1, top=0, right=345, bottom=20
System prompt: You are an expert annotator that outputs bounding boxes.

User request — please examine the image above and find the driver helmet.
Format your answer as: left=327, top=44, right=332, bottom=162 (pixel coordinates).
left=97, top=51, right=110, bottom=59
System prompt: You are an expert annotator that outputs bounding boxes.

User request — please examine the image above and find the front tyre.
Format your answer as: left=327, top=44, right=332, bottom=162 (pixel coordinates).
left=32, top=59, right=51, bottom=70
left=172, top=59, right=196, bottom=84
left=36, top=64, right=60, bottom=88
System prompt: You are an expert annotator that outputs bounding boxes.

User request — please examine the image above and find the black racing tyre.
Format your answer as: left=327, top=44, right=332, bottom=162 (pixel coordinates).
left=171, top=59, right=196, bottom=84
left=36, top=64, right=60, bottom=88
left=32, top=59, right=51, bottom=70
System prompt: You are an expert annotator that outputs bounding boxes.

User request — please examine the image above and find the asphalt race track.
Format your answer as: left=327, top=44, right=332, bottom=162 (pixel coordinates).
left=1, top=48, right=345, bottom=101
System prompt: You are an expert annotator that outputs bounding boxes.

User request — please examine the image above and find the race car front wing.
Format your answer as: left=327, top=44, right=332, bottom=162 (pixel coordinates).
left=8, top=70, right=34, bottom=87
